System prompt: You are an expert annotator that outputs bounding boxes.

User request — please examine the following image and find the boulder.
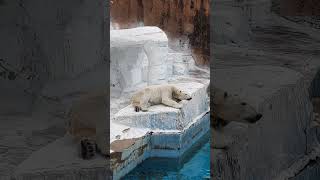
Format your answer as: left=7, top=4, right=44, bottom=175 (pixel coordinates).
left=110, top=27, right=169, bottom=93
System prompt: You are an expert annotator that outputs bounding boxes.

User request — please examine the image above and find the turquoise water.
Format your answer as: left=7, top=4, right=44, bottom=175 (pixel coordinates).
left=123, top=133, right=210, bottom=180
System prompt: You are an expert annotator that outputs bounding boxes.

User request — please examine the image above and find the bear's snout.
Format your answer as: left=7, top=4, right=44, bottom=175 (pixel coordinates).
left=187, top=97, right=192, bottom=100
left=256, top=113, right=262, bottom=120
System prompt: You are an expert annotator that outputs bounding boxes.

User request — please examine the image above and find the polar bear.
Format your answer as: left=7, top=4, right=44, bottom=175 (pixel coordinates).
left=212, top=87, right=262, bottom=129
left=67, top=89, right=108, bottom=160
left=131, top=84, right=192, bottom=112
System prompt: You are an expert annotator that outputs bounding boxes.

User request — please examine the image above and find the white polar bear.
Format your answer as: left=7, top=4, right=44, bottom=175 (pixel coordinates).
left=67, top=89, right=108, bottom=160
left=212, top=87, right=262, bottom=129
left=211, top=88, right=263, bottom=149
left=131, top=84, right=192, bottom=112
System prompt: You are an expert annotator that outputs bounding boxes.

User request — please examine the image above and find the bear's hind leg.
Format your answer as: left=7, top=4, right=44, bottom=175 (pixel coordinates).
left=162, top=98, right=183, bottom=109
left=134, top=106, right=141, bottom=112
left=140, top=97, right=151, bottom=112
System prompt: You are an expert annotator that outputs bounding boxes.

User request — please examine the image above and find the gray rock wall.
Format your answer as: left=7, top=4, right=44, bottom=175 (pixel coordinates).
left=211, top=0, right=320, bottom=178
left=212, top=66, right=316, bottom=180
left=211, top=0, right=252, bottom=45
left=0, top=0, right=107, bottom=114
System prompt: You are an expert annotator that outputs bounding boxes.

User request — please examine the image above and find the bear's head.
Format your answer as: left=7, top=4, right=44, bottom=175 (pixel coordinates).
left=173, top=87, right=192, bottom=101
left=213, top=88, right=262, bottom=125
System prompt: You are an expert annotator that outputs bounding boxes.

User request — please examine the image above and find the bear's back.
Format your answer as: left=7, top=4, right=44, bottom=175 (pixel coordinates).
left=132, top=84, right=173, bottom=104
left=148, top=84, right=173, bottom=104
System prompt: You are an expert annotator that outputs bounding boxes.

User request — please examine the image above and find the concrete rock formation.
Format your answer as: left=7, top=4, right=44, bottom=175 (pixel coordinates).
left=211, top=0, right=320, bottom=179
left=0, top=0, right=109, bottom=179
left=109, top=24, right=209, bottom=180
left=110, top=0, right=210, bottom=66
left=110, top=27, right=169, bottom=94
left=110, top=26, right=198, bottom=96
left=0, top=0, right=107, bottom=115
left=110, top=82, right=210, bottom=179
left=272, top=0, right=320, bottom=16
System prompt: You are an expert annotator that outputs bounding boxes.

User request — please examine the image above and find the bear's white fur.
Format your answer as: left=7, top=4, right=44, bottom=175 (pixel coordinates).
left=212, top=87, right=262, bottom=128
left=211, top=88, right=262, bottom=149
left=131, top=84, right=192, bottom=112
left=67, top=89, right=108, bottom=158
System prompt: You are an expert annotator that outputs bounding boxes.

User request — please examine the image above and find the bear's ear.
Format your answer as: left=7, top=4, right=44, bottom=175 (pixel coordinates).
left=224, top=92, right=228, bottom=99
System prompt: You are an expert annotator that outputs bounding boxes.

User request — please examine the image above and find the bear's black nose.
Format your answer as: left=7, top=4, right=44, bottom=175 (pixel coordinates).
left=256, top=114, right=262, bottom=120
left=187, top=97, right=192, bottom=100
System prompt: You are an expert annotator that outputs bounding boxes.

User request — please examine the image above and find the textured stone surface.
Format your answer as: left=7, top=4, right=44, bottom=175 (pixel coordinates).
left=150, top=111, right=210, bottom=157
left=12, top=135, right=110, bottom=180
left=111, top=112, right=209, bottom=180
left=110, top=26, right=198, bottom=96
left=0, top=0, right=108, bottom=179
left=110, top=81, right=209, bottom=179
left=272, top=0, right=320, bottom=16
left=110, top=135, right=151, bottom=180
left=212, top=66, right=312, bottom=180
left=110, top=0, right=210, bottom=66
left=110, top=26, right=168, bottom=48
left=0, top=0, right=107, bottom=110
left=290, top=158, right=320, bottom=180
left=211, top=0, right=252, bottom=45
left=110, top=27, right=169, bottom=93
left=211, top=1, right=320, bottom=178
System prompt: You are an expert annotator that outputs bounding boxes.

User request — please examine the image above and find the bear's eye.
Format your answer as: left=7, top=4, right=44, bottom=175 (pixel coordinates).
left=241, top=102, right=247, bottom=106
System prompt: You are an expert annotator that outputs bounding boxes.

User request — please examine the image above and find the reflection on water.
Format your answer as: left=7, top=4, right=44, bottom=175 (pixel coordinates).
left=124, top=132, right=210, bottom=180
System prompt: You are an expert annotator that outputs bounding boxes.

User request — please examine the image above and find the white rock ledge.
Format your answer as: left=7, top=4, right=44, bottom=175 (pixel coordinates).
left=11, top=81, right=210, bottom=180
left=111, top=112, right=210, bottom=180
left=110, top=26, right=168, bottom=48
left=113, top=82, right=209, bottom=130
left=110, top=82, right=210, bottom=180
left=12, top=134, right=110, bottom=180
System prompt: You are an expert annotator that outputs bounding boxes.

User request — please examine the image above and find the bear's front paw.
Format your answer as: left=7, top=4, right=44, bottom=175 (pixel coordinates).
left=80, top=139, right=97, bottom=160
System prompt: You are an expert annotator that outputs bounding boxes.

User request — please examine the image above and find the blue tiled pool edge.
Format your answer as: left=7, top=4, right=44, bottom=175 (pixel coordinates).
left=112, top=111, right=210, bottom=180
left=124, top=131, right=210, bottom=179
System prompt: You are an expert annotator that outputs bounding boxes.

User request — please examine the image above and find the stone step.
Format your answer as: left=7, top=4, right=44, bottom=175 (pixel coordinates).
left=110, top=81, right=210, bottom=179
left=149, top=111, right=210, bottom=157
left=113, top=82, right=209, bottom=130
left=11, top=80, right=210, bottom=180
left=110, top=134, right=151, bottom=180
left=12, top=134, right=110, bottom=180
left=110, top=111, right=210, bottom=180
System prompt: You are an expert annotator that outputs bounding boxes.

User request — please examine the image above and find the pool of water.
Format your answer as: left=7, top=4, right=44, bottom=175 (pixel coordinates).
left=123, top=132, right=210, bottom=180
